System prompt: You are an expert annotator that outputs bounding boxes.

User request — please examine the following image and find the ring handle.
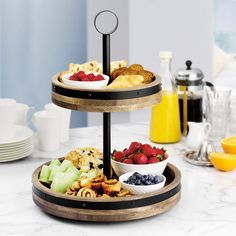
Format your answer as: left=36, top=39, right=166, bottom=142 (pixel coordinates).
left=94, top=10, right=119, bottom=35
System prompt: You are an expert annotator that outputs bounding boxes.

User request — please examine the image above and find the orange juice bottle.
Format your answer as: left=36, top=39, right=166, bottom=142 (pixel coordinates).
left=150, top=52, right=181, bottom=143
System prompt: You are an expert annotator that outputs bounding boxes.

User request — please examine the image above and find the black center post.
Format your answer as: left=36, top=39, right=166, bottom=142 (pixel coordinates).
left=102, top=34, right=111, bottom=178
left=94, top=10, right=119, bottom=179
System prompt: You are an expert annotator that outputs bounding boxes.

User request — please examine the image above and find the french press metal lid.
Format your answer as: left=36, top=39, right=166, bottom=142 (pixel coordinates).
left=175, top=60, right=204, bottom=86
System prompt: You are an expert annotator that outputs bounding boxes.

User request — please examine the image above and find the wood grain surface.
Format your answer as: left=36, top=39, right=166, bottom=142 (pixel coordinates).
left=32, top=161, right=181, bottom=222
left=51, top=74, right=162, bottom=112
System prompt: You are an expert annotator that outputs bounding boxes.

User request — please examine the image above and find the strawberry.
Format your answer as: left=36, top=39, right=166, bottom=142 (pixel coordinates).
left=123, top=148, right=130, bottom=157
left=69, top=76, right=78, bottom=81
left=148, top=156, right=160, bottom=164
left=142, top=144, right=156, bottom=156
left=157, top=154, right=163, bottom=161
left=154, top=148, right=165, bottom=157
left=77, top=71, right=85, bottom=76
left=133, top=153, right=148, bottom=164
left=81, top=77, right=90, bottom=81
left=87, top=73, right=95, bottom=80
left=123, top=158, right=133, bottom=164
left=113, top=151, right=125, bottom=162
left=163, top=152, right=168, bottom=160
left=128, top=153, right=135, bottom=160
left=128, top=142, right=142, bottom=155
left=95, top=75, right=104, bottom=81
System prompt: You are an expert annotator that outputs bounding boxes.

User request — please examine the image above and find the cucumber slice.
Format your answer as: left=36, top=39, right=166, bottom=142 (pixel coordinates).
left=50, top=171, right=79, bottom=193
left=60, top=160, right=74, bottom=172
left=49, top=159, right=61, bottom=169
left=39, top=165, right=51, bottom=184
left=65, top=166, right=81, bottom=179
left=48, top=165, right=61, bottom=183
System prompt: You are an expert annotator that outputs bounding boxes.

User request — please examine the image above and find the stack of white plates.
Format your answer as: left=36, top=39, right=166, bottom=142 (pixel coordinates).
left=0, top=125, right=34, bottom=162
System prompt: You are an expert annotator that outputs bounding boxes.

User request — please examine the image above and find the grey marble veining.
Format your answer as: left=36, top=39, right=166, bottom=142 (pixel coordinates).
left=0, top=122, right=236, bottom=236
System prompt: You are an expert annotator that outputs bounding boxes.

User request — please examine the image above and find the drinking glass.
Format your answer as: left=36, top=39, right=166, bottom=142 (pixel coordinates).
left=205, top=88, right=231, bottom=142
left=44, top=103, right=71, bottom=142
left=33, top=110, right=61, bottom=152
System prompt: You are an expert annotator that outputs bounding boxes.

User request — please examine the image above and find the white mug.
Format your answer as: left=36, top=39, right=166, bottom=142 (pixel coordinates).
left=0, top=98, right=16, bottom=141
left=44, top=103, right=71, bottom=142
left=186, top=122, right=211, bottom=150
left=33, top=110, right=61, bottom=152
left=15, top=103, right=35, bottom=126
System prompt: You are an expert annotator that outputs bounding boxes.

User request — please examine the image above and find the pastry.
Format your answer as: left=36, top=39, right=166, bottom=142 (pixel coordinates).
left=91, top=174, right=106, bottom=191
left=137, top=70, right=154, bottom=84
left=111, top=67, right=127, bottom=80
left=77, top=187, right=97, bottom=198
left=71, top=180, right=81, bottom=191
left=65, top=187, right=78, bottom=196
left=102, top=179, right=122, bottom=195
left=100, top=194, right=111, bottom=198
left=80, top=177, right=92, bottom=188
left=116, top=189, right=130, bottom=197
left=128, top=64, right=143, bottom=71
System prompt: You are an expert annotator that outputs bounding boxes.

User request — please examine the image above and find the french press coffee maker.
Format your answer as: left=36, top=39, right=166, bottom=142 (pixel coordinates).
left=174, top=60, right=213, bottom=135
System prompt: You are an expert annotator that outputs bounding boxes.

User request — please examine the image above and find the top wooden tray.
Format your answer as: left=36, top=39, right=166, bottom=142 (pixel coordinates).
left=51, top=73, right=162, bottom=112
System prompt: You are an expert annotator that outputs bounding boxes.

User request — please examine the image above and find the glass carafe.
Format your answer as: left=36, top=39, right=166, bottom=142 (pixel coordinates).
left=174, top=60, right=214, bottom=134
left=150, top=52, right=181, bottom=143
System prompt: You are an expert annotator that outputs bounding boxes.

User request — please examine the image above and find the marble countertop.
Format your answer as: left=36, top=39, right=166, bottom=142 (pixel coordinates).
left=0, top=122, right=236, bottom=236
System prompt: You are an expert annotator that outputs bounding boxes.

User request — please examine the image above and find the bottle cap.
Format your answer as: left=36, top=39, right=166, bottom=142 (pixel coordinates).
left=159, top=51, right=172, bottom=59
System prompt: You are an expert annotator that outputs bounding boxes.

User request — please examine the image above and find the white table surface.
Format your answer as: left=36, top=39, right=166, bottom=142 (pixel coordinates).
left=0, top=122, right=236, bottom=236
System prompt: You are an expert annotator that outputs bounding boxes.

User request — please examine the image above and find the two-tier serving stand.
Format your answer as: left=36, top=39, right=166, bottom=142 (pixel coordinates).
left=32, top=11, right=181, bottom=222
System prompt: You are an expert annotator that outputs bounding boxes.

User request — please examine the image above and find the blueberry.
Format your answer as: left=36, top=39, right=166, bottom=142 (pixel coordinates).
left=129, top=176, right=136, bottom=182
left=135, top=179, right=141, bottom=185
left=136, top=173, right=143, bottom=179
left=154, top=175, right=164, bottom=183
left=140, top=177, right=145, bottom=183
left=133, top=172, right=139, bottom=177
left=148, top=176, right=154, bottom=182
left=145, top=180, right=152, bottom=185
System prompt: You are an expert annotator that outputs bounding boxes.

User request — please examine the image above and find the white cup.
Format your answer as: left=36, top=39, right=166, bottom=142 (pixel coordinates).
left=0, top=98, right=16, bottom=141
left=33, top=110, right=61, bottom=152
left=15, top=103, right=35, bottom=126
left=186, top=122, right=211, bottom=150
left=44, top=103, right=71, bottom=142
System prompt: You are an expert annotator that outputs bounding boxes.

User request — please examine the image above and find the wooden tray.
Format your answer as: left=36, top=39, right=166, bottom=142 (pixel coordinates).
left=51, top=74, right=162, bottom=112
left=32, top=161, right=181, bottom=222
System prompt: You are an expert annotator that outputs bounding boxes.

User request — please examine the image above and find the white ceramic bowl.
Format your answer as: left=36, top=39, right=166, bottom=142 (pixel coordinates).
left=119, top=171, right=166, bottom=195
left=61, top=72, right=109, bottom=89
left=111, top=158, right=168, bottom=177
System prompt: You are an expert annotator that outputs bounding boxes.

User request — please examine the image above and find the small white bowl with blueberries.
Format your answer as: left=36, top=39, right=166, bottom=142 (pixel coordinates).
left=119, top=171, right=166, bottom=195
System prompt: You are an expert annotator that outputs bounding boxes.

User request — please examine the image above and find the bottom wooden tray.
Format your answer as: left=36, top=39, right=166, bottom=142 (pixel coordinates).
left=32, top=161, right=181, bottom=222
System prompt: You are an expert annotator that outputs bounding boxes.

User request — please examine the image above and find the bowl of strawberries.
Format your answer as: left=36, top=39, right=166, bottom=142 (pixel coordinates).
left=111, top=142, right=168, bottom=177
left=61, top=71, right=109, bottom=89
